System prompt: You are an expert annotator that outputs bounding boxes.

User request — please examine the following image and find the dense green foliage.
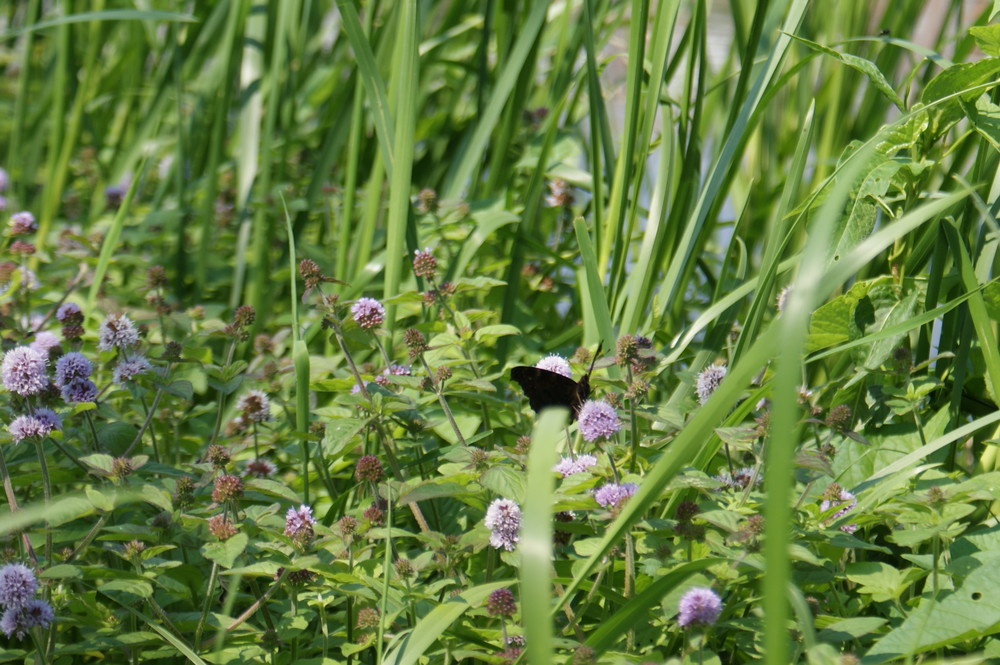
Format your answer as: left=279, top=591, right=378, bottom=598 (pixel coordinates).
left=0, top=1, right=999, bottom=664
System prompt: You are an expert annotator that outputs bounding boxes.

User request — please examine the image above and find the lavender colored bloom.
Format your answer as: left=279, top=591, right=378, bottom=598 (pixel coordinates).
left=0, top=564, right=36, bottom=609
left=113, top=353, right=151, bottom=384
left=56, top=302, right=82, bottom=324
left=8, top=416, right=43, bottom=442
left=553, top=454, right=598, bottom=477
left=60, top=378, right=98, bottom=403
left=351, top=297, right=385, bottom=329
left=0, top=599, right=53, bottom=639
left=1, top=347, right=47, bottom=396
left=386, top=364, right=411, bottom=376
left=7, top=412, right=59, bottom=442
left=54, top=352, right=92, bottom=387
left=8, top=212, right=36, bottom=235
left=484, top=498, right=521, bottom=551
left=820, top=488, right=858, bottom=533
left=235, top=389, right=272, bottom=422
left=98, top=313, right=139, bottom=351
left=717, top=466, right=762, bottom=490
left=33, top=409, right=61, bottom=434
left=577, top=400, right=621, bottom=442
left=593, top=482, right=638, bottom=508
left=535, top=354, right=572, bottom=378
left=677, top=587, right=722, bottom=628
left=28, top=331, right=59, bottom=356
left=696, top=364, right=727, bottom=404
left=284, top=504, right=317, bottom=540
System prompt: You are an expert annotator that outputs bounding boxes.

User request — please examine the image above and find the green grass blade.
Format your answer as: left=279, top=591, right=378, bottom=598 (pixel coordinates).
left=521, top=409, right=565, bottom=665
left=383, top=0, right=418, bottom=331
left=337, top=0, right=395, bottom=177
left=441, top=1, right=548, bottom=199
left=574, top=217, right=615, bottom=350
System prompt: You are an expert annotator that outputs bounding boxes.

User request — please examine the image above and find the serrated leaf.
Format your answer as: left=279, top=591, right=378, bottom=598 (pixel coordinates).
left=163, top=380, right=194, bottom=400
left=970, top=25, right=1000, bottom=56
left=479, top=465, right=525, bottom=502
left=865, top=551, right=1000, bottom=661
left=202, top=533, right=248, bottom=569
left=97, top=422, right=138, bottom=456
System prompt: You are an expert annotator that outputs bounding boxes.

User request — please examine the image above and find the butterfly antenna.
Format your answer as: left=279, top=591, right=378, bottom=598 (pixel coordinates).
left=586, top=342, right=604, bottom=377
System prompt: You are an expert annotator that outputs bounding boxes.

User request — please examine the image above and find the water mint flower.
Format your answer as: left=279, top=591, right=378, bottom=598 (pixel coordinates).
left=1, top=347, right=47, bottom=396
left=351, top=297, right=385, bottom=329
left=577, top=400, right=620, bottom=442
left=695, top=364, right=727, bottom=404
left=484, top=498, right=521, bottom=551
left=593, top=482, right=638, bottom=508
left=98, top=313, right=139, bottom=351
left=553, top=454, right=597, bottom=477
left=677, top=587, right=722, bottom=628
left=535, top=354, right=571, bottom=378
left=0, top=564, right=36, bottom=609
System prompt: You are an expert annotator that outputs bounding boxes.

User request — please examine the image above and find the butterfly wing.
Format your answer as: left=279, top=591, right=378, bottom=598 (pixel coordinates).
left=511, top=366, right=581, bottom=419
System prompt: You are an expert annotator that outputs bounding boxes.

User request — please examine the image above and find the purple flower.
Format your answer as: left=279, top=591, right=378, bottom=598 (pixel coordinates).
left=60, top=378, right=98, bottom=404
left=8, top=412, right=60, bottom=442
left=696, top=364, right=727, bottom=404
left=412, top=249, right=437, bottom=278
left=284, top=504, right=317, bottom=541
left=553, top=454, right=597, bottom=477
left=820, top=487, right=858, bottom=533
left=98, top=313, right=139, bottom=351
left=484, top=498, right=521, bottom=551
left=1, top=347, right=47, bottom=396
left=113, top=353, right=151, bottom=384
left=0, top=599, right=54, bottom=639
left=677, top=587, right=722, bottom=628
left=351, top=297, right=385, bottom=329
left=55, top=352, right=92, bottom=387
left=33, top=409, right=61, bottom=434
left=0, top=564, right=36, bottom=609
left=235, top=389, right=272, bottom=422
left=593, top=482, right=638, bottom=508
left=8, top=212, right=36, bottom=235
left=577, top=400, right=621, bottom=442
left=56, top=303, right=82, bottom=324
left=717, top=466, right=762, bottom=490
left=28, top=332, right=59, bottom=356
left=535, top=354, right=572, bottom=378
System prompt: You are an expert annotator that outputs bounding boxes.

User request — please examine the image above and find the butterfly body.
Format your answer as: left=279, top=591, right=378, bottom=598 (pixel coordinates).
left=510, top=366, right=591, bottom=421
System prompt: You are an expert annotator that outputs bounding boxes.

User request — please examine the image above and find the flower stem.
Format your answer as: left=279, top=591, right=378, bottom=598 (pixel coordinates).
left=418, top=356, right=467, bottom=446
left=33, top=439, right=52, bottom=563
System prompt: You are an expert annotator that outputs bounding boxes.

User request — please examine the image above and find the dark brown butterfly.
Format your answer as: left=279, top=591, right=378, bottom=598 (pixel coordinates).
left=510, top=345, right=602, bottom=421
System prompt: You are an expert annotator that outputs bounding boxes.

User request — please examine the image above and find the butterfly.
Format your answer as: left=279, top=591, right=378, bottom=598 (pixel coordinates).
left=510, top=345, right=602, bottom=421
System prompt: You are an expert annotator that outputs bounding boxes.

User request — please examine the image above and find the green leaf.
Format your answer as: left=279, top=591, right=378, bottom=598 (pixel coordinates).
left=472, top=324, right=520, bottom=346
left=97, top=422, right=138, bottom=456
left=201, top=533, right=248, bottom=569
left=479, top=465, right=525, bottom=502
left=865, top=552, right=1000, bottom=661
left=246, top=478, right=301, bottom=503
left=817, top=617, right=888, bottom=643
left=100, top=578, right=153, bottom=600
left=970, top=25, right=1000, bottom=56
left=846, top=562, right=925, bottom=603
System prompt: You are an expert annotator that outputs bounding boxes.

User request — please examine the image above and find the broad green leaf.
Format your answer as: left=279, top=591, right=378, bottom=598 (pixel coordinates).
left=970, top=26, right=1000, bottom=55
left=479, top=465, right=525, bottom=502
left=473, top=324, right=521, bottom=346
left=846, top=562, right=926, bottom=602
left=201, top=533, right=248, bottom=569
left=865, top=552, right=1000, bottom=662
